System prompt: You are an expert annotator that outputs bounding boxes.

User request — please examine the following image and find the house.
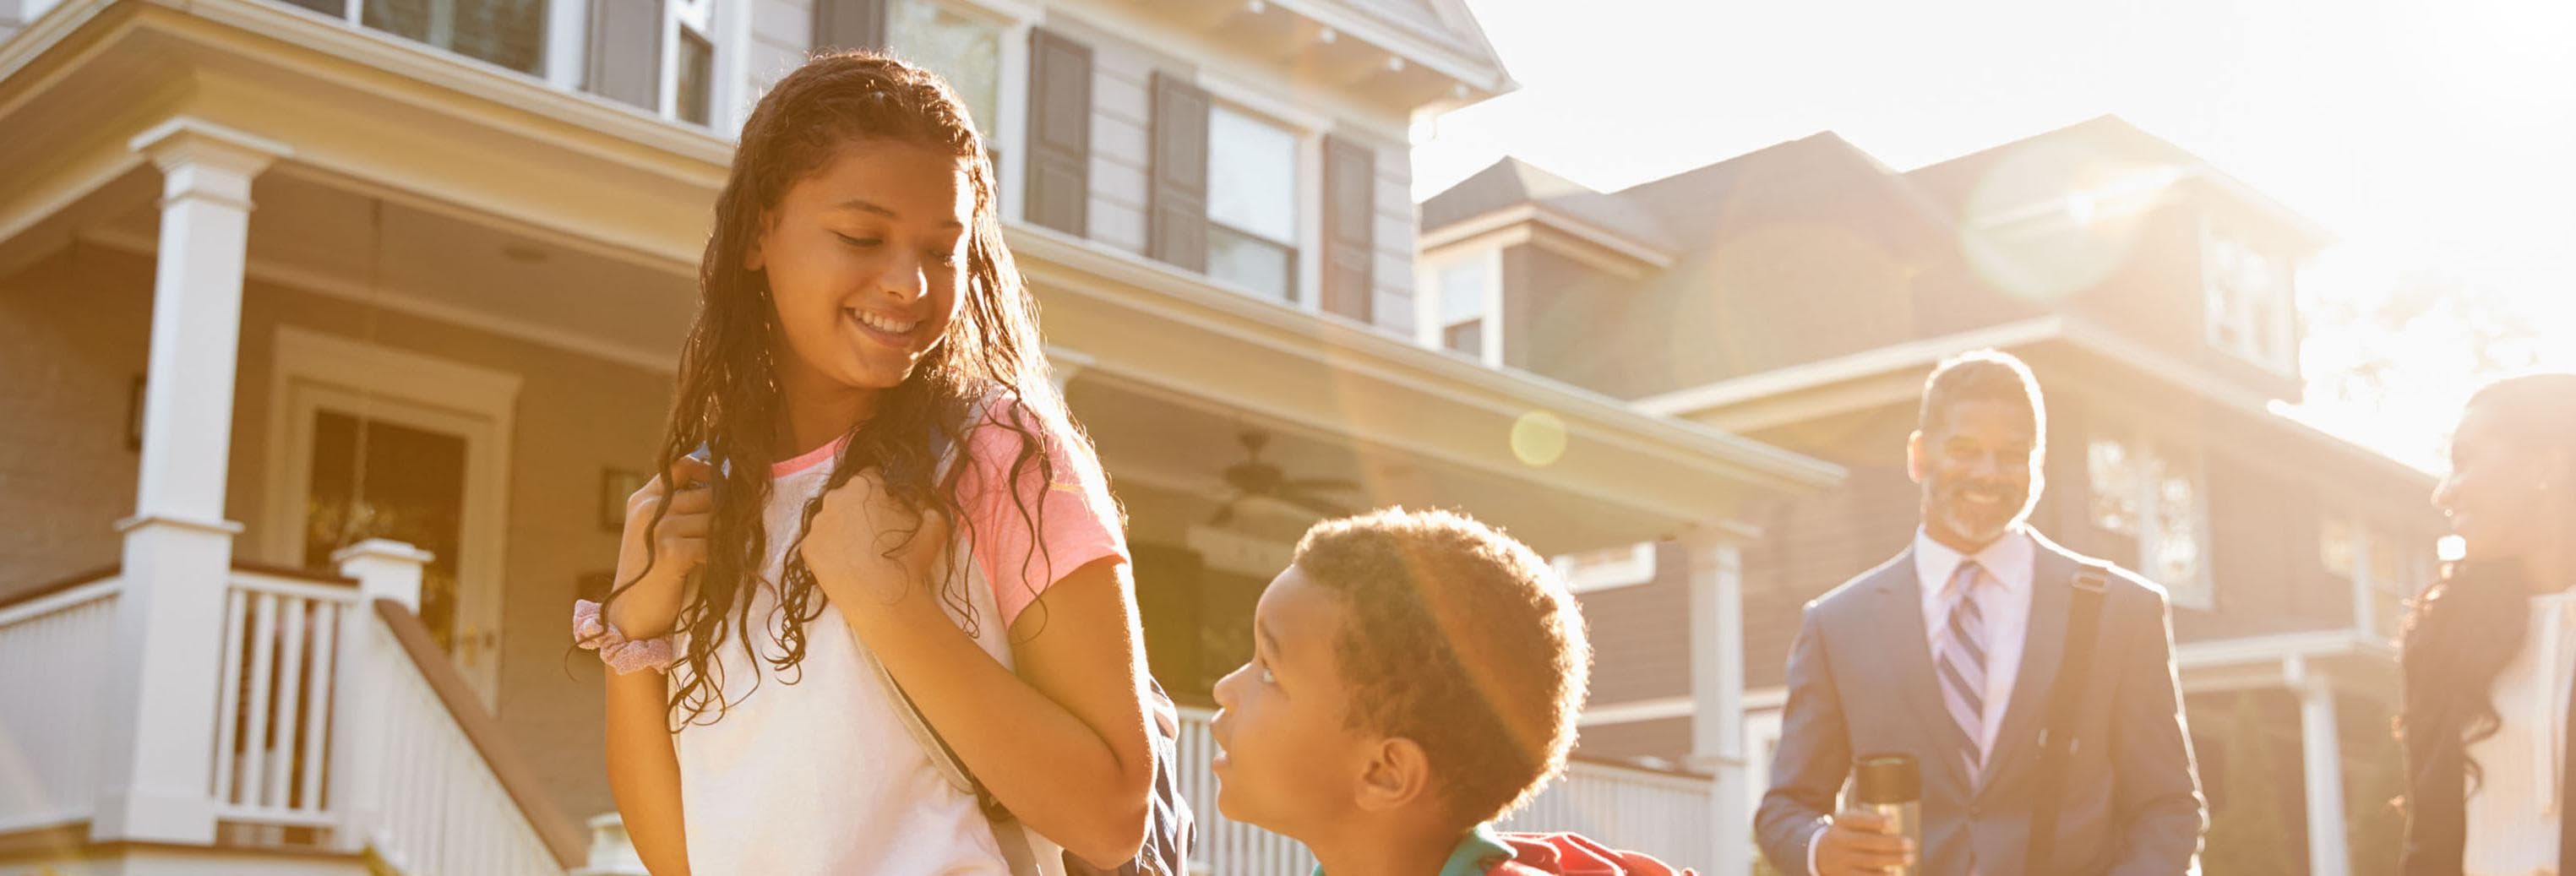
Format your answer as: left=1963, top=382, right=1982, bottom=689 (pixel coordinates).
left=0, top=0, right=1843, bottom=873
left=1421, top=116, right=2442, bottom=874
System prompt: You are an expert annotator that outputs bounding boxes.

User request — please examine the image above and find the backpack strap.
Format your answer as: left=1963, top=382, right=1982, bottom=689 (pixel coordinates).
left=865, top=645, right=1050, bottom=874
left=2024, top=562, right=2111, bottom=873
left=863, top=415, right=1053, bottom=874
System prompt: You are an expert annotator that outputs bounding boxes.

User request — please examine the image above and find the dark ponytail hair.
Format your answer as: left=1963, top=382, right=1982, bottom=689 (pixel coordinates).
left=2398, top=373, right=2576, bottom=790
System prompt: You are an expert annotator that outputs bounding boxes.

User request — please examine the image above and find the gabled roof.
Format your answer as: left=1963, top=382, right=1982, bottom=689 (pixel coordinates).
left=1288, top=0, right=1516, bottom=103
left=1326, top=0, right=1508, bottom=76
left=1421, top=157, right=1675, bottom=252
left=1905, top=114, right=2331, bottom=248
left=1611, top=131, right=1958, bottom=251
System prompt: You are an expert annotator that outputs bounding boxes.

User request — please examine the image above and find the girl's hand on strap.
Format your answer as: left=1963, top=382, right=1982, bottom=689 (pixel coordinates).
left=607, top=454, right=716, bottom=639
left=802, top=466, right=951, bottom=615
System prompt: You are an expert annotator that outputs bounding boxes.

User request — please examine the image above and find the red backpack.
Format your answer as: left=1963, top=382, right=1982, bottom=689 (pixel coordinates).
left=1486, top=832, right=1696, bottom=876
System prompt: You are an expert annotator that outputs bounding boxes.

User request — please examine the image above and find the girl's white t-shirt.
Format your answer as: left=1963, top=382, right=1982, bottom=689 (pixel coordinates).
left=669, top=402, right=1127, bottom=875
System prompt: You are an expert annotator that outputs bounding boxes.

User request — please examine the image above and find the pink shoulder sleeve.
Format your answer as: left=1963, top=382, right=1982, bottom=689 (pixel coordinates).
left=953, top=400, right=1128, bottom=630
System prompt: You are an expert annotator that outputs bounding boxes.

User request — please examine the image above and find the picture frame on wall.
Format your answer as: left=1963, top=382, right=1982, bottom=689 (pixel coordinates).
left=601, top=467, right=649, bottom=531
left=127, top=375, right=145, bottom=451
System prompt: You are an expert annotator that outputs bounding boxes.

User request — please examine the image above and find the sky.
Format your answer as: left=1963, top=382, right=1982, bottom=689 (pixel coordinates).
left=1409, top=0, right=2576, bottom=471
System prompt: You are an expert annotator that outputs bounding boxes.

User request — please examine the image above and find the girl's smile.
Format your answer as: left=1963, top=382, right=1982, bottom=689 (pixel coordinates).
left=749, top=139, right=974, bottom=411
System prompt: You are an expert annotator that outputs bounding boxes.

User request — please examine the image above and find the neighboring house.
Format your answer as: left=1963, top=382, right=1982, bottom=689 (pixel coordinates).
left=0, top=1, right=1840, bottom=874
left=1423, top=116, right=2442, bottom=875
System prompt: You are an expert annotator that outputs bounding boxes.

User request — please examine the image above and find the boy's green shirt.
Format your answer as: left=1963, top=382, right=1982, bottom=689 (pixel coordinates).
left=1310, top=824, right=1513, bottom=876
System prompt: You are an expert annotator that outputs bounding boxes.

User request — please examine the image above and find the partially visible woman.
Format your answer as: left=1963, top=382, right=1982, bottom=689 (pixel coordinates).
left=2400, top=373, right=2576, bottom=876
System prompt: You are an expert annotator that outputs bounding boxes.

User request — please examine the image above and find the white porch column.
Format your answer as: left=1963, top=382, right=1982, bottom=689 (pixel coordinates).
left=2286, top=656, right=2351, bottom=876
left=91, top=118, right=288, bottom=844
left=1683, top=527, right=1751, bottom=875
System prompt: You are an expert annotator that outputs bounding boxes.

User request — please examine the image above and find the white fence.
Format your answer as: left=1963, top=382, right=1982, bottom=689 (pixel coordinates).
left=352, top=606, right=565, bottom=876
left=0, top=576, right=120, bottom=833
left=1174, top=708, right=1717, bottom=874
left=1501, top=757, right=1718, bottom=868
left=0, top=549, right=567, bottom=876
left=211, top=570, right=352, bottom=830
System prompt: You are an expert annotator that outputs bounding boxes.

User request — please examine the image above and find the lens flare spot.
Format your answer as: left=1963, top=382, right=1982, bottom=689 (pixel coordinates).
left=1511, top=411, right=1568, bottom=467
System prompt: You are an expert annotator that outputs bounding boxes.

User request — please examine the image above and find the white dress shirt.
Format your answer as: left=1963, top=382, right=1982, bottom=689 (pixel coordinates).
left=1811, top=527, right=2040, bottom=873
left=2462, top=586, right=2576, bottom=876
left=1913, top=526, right=2038, bottom=762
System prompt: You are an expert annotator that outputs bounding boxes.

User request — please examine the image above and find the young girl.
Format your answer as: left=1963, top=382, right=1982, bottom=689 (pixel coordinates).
left=579, top=52, right=1154, bottom=874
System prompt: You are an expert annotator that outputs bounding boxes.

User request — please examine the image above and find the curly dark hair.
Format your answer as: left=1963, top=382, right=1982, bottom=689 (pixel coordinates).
left=1289, top=507, right=1593, bottom=823
left=603, top=50, right=1078, bottom=728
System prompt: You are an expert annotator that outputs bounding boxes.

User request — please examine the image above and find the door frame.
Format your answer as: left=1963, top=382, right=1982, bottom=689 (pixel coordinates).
left=260, top=326, right=520, bottom=707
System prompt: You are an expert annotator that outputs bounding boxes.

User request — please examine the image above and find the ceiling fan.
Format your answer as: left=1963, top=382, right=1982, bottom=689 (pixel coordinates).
left=1209, top=430, right=1359, bottom=525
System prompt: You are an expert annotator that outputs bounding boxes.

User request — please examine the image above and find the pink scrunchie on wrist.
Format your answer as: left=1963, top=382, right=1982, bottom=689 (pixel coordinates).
left=573, top=599, right=683, bottom=675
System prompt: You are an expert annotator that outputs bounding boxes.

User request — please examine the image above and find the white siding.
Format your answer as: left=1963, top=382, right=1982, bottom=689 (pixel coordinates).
left=1371, top=139, right=1416, bottom=335
left=743, top=0, right=814, bottom=115
left=1085, top=35, right=1156, bottom=255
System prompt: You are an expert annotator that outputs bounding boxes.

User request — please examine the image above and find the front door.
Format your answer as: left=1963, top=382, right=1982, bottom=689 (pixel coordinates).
left=264, top=329, right=517, bottom=708
left=301, top=409, right=474, bottom=658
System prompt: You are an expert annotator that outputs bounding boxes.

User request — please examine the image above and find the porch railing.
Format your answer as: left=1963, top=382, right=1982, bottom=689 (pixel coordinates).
left=1173, top=708, right=1718, bottom=874
left=211, top=568, right=352, bottom=830
left=0, top=570, right=121, bottom=833
left=354, top=599, right=573, bottom=876
left=0, top=542, right=575, bottom=874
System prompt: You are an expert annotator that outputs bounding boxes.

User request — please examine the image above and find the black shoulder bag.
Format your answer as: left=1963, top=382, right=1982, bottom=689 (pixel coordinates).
left=2024, top=563, right=2111, bottom=873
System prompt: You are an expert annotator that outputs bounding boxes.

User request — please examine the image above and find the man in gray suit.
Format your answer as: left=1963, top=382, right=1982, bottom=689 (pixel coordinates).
left=1756, top=351, right=2204, bottom=876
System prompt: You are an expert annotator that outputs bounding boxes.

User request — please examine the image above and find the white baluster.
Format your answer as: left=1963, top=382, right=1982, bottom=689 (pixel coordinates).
left=210, top=589, right=248, bottom=806
left=267, top=596, right=308, bottom=811
left=241, top=593, right=279, bottom=808
left=298, top=601, right=337, bottom=814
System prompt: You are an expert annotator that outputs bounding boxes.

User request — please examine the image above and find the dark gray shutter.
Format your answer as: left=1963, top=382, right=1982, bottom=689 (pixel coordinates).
left=812, top=0, right=887, bottom=52
left=585, top=0, right=664, bottom=111
left=1321, top=135, right=1375, bottom=322
left=1146, top=72, right=1209, bottom=271
left=1026, top=29, right=1092, bottom=237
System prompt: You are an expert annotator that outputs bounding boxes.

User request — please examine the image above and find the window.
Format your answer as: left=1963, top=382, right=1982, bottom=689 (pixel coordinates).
left=1206, top=106, right=1301, bottom=302
left=664, top=0, right=716, bottom=127
left=2324, top=514, right=2436, bottom=639
left=674, top=27, right=713, bottom=125
left=1551, top=541, right=1658, bottom=593
left=1416, top=247, right=1501, bottom=364
left=362, top=0, right=549, bottom=75
left=2203, top=228, right=2295, bottom=371
left=302, top=0, right=547, bottom=75
left=889, top=0, right=1001, bottom=135
left=2089, top=433, right=2212, bottom=607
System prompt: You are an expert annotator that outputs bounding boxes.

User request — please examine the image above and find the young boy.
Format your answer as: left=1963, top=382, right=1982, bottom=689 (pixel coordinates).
left=1209, top=507, right=1692, bottom=875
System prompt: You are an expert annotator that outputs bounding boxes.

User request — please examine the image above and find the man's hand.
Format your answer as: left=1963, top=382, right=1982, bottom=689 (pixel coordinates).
left=1815, top=810, right=1915, bottom=876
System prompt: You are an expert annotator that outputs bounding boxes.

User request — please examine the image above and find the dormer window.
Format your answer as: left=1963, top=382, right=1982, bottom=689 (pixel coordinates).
left=1416, top=246, right=1501, bottom=366
left=2203, top=225, right=2296, bottom=372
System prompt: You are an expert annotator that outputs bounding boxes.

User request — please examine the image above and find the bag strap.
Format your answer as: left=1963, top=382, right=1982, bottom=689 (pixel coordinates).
left=864, top=645, right=1048, bottom=874
left=858, top=416, right=1048, bottom=874
left=2024, top=563, right=2110, bottom=873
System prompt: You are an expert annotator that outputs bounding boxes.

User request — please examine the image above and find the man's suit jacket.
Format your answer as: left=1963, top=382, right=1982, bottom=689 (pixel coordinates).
left=1754, top=530, right=2207, bottom=876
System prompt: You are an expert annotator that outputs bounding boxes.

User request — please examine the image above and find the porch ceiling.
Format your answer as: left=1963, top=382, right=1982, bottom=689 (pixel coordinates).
left=1, top=0, right=1844, bottom=555
left=1016, top=226, right=1845, bottom=554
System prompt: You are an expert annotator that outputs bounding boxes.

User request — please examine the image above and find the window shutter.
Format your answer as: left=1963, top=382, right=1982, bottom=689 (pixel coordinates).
left=812, top=0, right=887, bottom=52
left=1026, top=28, right=1092, bottom=237
left=1321, top=135, right=1375, bottom=322
left=585, top=0, right=665, bottom=111
left=1146, top=71, right=1209, bottom=271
